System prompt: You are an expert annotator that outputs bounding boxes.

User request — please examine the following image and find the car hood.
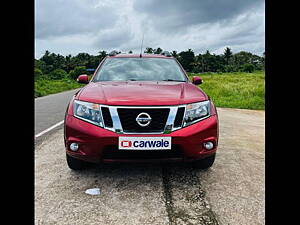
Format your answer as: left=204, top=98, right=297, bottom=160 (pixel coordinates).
left=77, top=81, right=208, bottom=106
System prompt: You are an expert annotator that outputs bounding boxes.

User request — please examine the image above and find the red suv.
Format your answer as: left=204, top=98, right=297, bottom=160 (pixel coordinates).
left=64, top=51, right=219, bottom=170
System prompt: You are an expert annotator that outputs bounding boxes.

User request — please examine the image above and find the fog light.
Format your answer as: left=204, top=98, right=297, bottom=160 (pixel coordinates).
left=70, top=143, right=79, bottom=151
left=203, top=141, right=214, bottom=150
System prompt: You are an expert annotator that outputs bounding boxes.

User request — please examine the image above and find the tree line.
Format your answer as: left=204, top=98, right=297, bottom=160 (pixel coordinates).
left=35, top=47, right=265, bottom=80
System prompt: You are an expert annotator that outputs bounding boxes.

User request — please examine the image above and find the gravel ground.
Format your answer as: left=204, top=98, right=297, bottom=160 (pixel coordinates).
left=35, top=107, right=264, bottom=225
left=199, top=108, right=265, bottom=225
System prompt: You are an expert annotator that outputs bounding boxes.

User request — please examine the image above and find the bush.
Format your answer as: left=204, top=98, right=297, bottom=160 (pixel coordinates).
left=224, top=64, right=236, bottom=72
left=48, top=69, right=68, bottom=80
left=35, top=79, right=84, bottom=98
left=241, top=64, right=255, bottom=73
left=34, top=68, right=43, bottom=78
left=69, top=66, right=86, bottom=80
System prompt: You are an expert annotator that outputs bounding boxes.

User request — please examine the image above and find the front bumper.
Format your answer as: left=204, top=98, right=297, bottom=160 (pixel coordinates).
left=64, top=114, right=218, bottom=163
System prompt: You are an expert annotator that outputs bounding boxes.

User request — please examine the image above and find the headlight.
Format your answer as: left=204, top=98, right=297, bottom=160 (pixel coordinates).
left=73, top=100, right=103, bottom=127
left=184, top=100, right=211, bottom=126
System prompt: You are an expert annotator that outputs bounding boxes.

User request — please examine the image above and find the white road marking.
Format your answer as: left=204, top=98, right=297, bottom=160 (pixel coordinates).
left=35, top=120, right=64, bottom=138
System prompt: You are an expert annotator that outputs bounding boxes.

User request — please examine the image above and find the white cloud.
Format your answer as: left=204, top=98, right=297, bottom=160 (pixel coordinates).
left=35, top=0, right=265, bottom=58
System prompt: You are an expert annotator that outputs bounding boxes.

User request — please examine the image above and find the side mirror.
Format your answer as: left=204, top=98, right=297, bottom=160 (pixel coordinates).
left=77, top=74, right=89, bottom=84
left=192, top=76, right=202, bottom=85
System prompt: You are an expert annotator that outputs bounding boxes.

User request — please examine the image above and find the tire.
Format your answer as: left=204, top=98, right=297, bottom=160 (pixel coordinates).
left=66, top=154, right=86, bottom=170
left=193, top=154, right=216, bottom=170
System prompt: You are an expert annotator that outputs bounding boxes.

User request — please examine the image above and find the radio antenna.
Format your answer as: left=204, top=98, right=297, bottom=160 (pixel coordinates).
left=139, top=33, right=144, bottom=58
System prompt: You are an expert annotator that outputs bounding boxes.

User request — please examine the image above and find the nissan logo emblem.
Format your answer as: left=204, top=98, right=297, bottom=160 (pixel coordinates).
left=136, top=113, right=152, bottom=127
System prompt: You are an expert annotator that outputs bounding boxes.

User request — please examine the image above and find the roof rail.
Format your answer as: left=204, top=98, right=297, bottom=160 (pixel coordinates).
left=108, top=50, right=120, bottom=56
left=161, top=51, right=172, bottom=57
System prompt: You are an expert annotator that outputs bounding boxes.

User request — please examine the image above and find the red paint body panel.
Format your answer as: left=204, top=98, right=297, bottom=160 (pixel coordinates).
left=77, top=74, right=89, bottom=84
left=77, top=81, right=208, bottom=106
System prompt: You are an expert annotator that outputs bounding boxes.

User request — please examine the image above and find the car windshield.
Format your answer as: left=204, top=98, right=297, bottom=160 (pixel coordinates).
left=92, top=57, right=187, bottom=82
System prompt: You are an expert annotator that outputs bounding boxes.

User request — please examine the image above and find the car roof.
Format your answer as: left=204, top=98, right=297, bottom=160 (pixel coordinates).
left=107, top=54, right=174, bottom=59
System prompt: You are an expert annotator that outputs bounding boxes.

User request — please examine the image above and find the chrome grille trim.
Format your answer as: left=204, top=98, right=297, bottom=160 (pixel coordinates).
left=108, top=107, right=124, bottom=133
left=101, top=105, right=185, bottom=134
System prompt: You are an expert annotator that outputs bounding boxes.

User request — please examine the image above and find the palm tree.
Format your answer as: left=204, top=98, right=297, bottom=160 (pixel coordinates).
left=171, top=50, right=177, bottom=58
left=98, top=51, right=107, bottom=61
left=144, top=47, right=153, bottom=54
left=154, top=47, right=163, bottom=54
left=224, top=47, right=233, bottom=65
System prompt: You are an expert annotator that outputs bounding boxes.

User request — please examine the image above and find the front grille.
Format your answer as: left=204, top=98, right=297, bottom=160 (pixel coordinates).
left=174, top=107, right=185, bottom=127
left=117, top=108, right=170, bottom=133
left=101, top=107, right=113, bottom=127
left=102, top=145, right=184, bottom=160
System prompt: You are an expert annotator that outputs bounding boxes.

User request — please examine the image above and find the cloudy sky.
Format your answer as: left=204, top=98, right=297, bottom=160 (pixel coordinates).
left=35, top=0, right=265, bottom=59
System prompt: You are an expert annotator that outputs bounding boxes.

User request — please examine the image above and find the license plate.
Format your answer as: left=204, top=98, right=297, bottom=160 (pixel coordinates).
left=118, top=137, right=171, bottom=150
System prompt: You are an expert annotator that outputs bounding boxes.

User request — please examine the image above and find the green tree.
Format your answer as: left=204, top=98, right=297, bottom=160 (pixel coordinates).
left=53, top=54, right=66, bottom=70
left=190, top=54, right=203, bottom=73
left=154, top=47, right=163, bottom=54
left=35, top=48, right=264, bottom=81
left=39, top=50, right=56, bottom=74
left=35, top=59, right=47, bottom=74
left=144, top=47, right=154, bottom=54
left=49, top=69, right=68, bottom=80
left=202, top=50, right=212, bottom=72
left=73, top=53, right=90, bottom=67
left=65, top=54, right=74, bottom=73
left=69, top=66, right=87, bottom=80
left=178, top=49, right=195, bottom=72
left=262, top=51, right=265, bottom=70
left=171, top=50, right=178, bottom=58
left=224, top=64, right=236, bottom=72
left=34, top=68, right=43, bottom=79
left=224, top=47, right=233, bottom=65
left=98, top=50, right=107, bottom=62
left=232, top=51, right=253, bottom=69
left=40, top=50, right=52, bottom=64
left=198, top=54, right=205, bottom=73
left=92, top=55, right=101, bottom=68
left=213, top=54, right=226, bottom=72
left=241, top=63, right=255, bottom=73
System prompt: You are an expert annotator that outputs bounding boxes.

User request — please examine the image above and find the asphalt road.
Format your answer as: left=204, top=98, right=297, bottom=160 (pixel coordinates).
left=35, top=101, right=265, bottom=225
left=34, top=88, right=81, bottom=135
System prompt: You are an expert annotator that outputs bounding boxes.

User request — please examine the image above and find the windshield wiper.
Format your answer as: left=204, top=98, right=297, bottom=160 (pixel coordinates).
left=161, top=79, right=186, bottom=82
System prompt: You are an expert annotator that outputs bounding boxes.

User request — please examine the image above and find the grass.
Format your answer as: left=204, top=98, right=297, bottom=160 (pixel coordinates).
left=188, top=71, right=265, bottom=110
left=35, top=78, right=85, bottom=98
left=34, top=71, right=265, bottom=110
